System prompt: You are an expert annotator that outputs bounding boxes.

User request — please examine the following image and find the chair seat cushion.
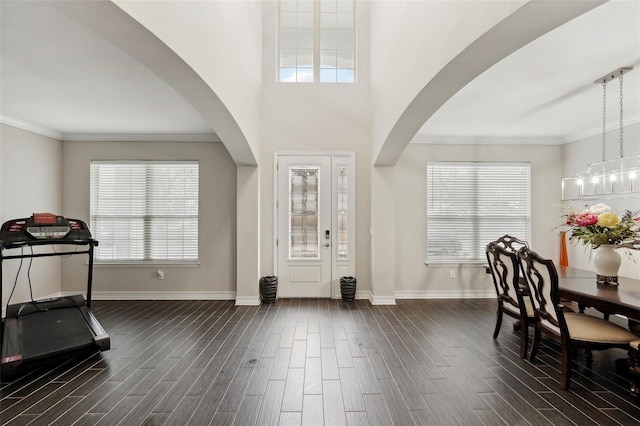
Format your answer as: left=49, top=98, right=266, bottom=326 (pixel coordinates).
left=503, top=297, right=534, bottom=317
left=632, top=340, right=640, bottom=350
left=565, top=312, right=639, bottom=344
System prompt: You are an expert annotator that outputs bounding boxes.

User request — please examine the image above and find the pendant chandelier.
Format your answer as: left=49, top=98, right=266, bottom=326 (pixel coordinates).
left=561, top=67, right=640, bottom=200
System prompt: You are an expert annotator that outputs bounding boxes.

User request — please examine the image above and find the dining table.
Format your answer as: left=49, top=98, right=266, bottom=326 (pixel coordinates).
left=557, top=266, right=640, bottom=322
left=485, top=263, right=640, bottom=395
left=556, top=267, right=640, bottom=397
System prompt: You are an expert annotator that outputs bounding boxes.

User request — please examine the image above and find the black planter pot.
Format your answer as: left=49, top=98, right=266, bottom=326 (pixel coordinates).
left=340, top=276, right=356, bottom=303
left=259, top=276, right=278, bottom=304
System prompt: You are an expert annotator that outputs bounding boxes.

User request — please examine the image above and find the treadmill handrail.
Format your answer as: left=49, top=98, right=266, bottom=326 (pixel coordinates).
left=1, top=238, right=98, bottom=311
left=0, top=238, right=98, bottom=251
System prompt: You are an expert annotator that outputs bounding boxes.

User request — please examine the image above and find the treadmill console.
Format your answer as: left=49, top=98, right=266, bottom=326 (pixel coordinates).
left=27, top=213, right=70, bottom=239
left=0, top=214, right=93, bottom=246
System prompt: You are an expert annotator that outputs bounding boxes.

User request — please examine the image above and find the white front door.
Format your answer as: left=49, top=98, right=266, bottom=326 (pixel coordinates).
left=277, top=155, right=332, bottom=297
left=276, top=153, right=356, bottom=299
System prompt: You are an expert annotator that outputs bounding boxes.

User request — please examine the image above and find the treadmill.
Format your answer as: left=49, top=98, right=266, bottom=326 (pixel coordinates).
left=1, top=214, right=110, bottom=379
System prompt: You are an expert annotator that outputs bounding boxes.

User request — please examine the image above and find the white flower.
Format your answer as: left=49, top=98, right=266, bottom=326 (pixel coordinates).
left=589, top=203, right=611, bottom=215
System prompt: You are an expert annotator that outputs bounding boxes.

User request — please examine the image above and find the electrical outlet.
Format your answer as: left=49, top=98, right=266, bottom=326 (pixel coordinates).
left=157, top=270, right=164, bottom=280
left=449, top=270, right=456, bottom=279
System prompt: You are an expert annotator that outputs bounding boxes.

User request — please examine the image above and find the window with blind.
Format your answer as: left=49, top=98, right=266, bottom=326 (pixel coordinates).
left=90, top=161, right=199, bottom=264
left=426, top=162, right=530, bottom=263
left=278, top=0, right=355, bottom=83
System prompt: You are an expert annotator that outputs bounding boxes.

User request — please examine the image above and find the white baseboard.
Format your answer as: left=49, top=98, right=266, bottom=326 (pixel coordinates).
left=86, top=291, right=237, bottom=300
left=235, top=296, right=261, bottom=306
left=394, top=290, right=495, bottom=299
left=1, top=290, right=495, bottom=318
left=369, top=295, right=397, bottom=305
left=331, top=290, right=370, bottom=301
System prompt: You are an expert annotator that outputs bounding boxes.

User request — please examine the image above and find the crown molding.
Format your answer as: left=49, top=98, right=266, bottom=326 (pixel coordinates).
left=563, top=118, right=640, bottom=145
left=0, top=115, right=220, bottom=143
left=410, top=134, right=563, bottom=145
left=62, top=133, right=221, bottom=142
left=412, top=119, right=640, bottom=146
left=0, top=115, right=62, bottom=140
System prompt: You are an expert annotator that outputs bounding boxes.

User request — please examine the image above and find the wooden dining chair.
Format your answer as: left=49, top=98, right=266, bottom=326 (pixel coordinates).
left=485, top=240, right=534, bottom=358
left=517, top=247, right=638, bottom=390
left=493, top=234, right=529, bottom=252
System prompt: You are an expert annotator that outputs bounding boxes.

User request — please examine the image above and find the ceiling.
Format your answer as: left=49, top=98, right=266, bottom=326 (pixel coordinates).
left=0, top=1, right=638, bottom=145
left=416, top=0, right=640, bottom=144
left=0, top=1, right=215, bottom=140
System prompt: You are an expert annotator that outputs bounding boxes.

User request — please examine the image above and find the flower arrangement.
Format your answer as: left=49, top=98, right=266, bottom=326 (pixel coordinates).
left=561, top=203, right=640, bottom=249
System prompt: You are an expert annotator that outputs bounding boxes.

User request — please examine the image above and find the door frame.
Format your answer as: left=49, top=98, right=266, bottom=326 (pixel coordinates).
left=273, top=151, right=356, bottom=299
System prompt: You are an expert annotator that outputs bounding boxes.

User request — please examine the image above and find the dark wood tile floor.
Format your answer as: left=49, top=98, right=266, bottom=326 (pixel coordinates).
left=1, top=298, right=639, bottom=425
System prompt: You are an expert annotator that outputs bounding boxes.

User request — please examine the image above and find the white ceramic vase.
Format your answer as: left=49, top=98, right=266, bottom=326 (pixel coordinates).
left=592, top=244, right=621, bottom=285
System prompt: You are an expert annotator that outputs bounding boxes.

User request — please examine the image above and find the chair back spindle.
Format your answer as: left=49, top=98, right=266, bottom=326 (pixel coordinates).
left=517, top=248, right=562, bottom=335
left=486, top=243, right=520, bottom=310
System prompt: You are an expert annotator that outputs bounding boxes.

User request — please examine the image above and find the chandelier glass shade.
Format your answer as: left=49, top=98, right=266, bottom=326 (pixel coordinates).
left=561, top=67, right=639, bottom=201
left=561, top=155, right=640, bottom=200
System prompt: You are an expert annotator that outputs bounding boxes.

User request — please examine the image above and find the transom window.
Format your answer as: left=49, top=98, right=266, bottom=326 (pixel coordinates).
left=90, top=161, right=199, bottom=264
left=426, top=162, right=531, bottom=263
left=278, top=0, right=355, bottom=83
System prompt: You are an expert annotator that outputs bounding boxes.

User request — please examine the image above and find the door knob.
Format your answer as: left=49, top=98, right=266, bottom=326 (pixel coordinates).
left=324, top=243, right=330, bottom=247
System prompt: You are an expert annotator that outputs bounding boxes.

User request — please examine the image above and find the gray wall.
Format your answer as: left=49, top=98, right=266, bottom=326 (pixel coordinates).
left=60, top=141, right=237, bottom=299
left=1, top=123, right=63, bottom=309
left=5, top=122, right=629, bottom=303
left=393, top=142, right=563, bottom=297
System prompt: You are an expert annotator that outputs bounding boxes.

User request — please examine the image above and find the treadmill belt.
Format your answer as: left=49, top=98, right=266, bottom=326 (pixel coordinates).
left=20, top=308, right=95, bottom=361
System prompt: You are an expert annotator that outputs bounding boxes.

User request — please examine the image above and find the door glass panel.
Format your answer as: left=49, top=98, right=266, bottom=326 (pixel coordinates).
left=290, top=167, right=320, bottom=258
left=337, top=166, right=348, bottom=259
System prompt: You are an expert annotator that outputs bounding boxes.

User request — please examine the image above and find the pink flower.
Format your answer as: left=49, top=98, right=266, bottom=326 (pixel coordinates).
left=575, top=211, right=598, bottom=226
left=565, top=213, right=577, bottom=226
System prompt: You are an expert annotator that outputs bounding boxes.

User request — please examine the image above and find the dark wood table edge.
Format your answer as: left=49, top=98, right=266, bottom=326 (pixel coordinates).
left=557, top=269, right=640, bottom=398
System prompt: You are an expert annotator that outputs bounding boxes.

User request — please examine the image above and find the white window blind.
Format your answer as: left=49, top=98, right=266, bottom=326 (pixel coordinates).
left=426, top=162, right=530, bottom=263
left=90, top=161, right=199, bottom=263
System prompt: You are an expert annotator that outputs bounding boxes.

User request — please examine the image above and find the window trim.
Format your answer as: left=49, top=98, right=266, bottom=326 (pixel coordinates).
left=425, top=161, right=531, bottom=265
left=90, top=160, right=199, bottom=266
left=277, top=0, right=356, bottom=83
